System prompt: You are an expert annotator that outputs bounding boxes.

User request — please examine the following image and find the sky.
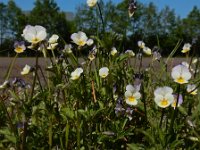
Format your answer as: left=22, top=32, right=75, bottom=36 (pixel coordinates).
left=1, top=0, right=200, bottom=18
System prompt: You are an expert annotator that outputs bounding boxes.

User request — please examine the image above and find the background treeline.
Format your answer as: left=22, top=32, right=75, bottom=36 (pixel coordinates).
left=0, top=0, right=200, bottom=56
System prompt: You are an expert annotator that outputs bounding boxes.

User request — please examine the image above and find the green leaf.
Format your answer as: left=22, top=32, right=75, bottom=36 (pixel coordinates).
left=61, top=107, right=75, bottom=120
left=115, top=53, right=129, bottom=63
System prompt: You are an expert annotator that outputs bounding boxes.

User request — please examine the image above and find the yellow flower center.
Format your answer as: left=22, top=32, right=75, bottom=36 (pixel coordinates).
left=191, top=90, right=197, bottom=95
left=77, top=40, right=85, bottom=46
left=71, top=74, right=80, bottom=80
left=88, top=54, right=95, bottom=61
left=128, top=96, right=135, bottom=102
left=172, top=101, right=176, bottom=107
left=177, top=76, right=185, bottom=84
left=101, top=74, right=107, bottom=78
left=182, top=49, right=189, bottom=53
left=32, top=38, right=40, bottom=43
left=15, top=47, right=24, bottom=53
left=161, top=99, right=168, bottom=107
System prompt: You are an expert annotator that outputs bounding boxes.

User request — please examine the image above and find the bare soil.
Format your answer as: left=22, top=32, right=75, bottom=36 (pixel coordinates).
left=0, top=57, right=187, bottom=83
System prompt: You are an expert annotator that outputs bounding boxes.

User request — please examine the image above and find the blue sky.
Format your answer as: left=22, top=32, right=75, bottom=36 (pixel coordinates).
left=1, top=0, right=200, bottom=18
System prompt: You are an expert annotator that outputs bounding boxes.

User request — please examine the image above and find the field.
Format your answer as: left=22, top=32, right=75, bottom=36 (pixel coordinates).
left=0, top=57, right=187, bottom=82
left=0, top=5, right=200, bottom=148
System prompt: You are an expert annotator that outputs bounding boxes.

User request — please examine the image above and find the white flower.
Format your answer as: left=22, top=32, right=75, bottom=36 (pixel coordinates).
left=137, top=41, right=145, bottom=49
left=86, top=39, right=94, bottom=46
left=87, top=0, right=98, bottom=7
left=47, top=43, right=58, bottom=50
left=152, top=51, right=161, bottom=61
left=154, top=86, right=174, bottom=108
left=14, top=41, right=26, bottom=53
left=70, top=68, right=83, bottom=80
left=143, top=47, right=152, bottom=55
left=111, top=47, right=117, bottom=56
left=21, top=64, right=31, bottom=75
left=181, top=43, right=191, bottom=53
left=99, top=67, right=109, bottom=78
left=88, top=53, right=95, bottom=61
left=187, top=84, right=198, bottom=95
left=171, top=64, right=192, bottom=84
left=192, top=58, right=198, bottom=64
left=63, top=44, right=73, bottom=53
left=22, top=25, right=47, bottom=44
left=48, top=34, right=59, bottom=44
left=181, top=61, right=189, bottom=68
left=125, top=84, right=141, bottom=106
left=171, top=94, right=183, bottom=109
left=0, top=80, right=9, bottom=89
left=71, top=31, right=88, bottom=46
left=125, top=50, right=135, bottom=57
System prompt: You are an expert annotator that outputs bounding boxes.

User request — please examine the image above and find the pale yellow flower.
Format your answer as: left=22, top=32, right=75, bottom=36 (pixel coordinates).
left=154, top=86, right=174, bottom=108
left=143, top=47, right=152, bottom=55
left=70, top=68, right=83, bottom=80
left=99, top=67, right=109, bottom=78
left=21, top=64, right=31, bottom=75
left=171, top=64, right=191, bottom=84
left=125, top=84, right=141, bottom=106
left=111, top=47, right=117, bottom=56
left=181, top=43, right=191, bottom=53
left=22, top=25, right=47, bottom=44
left=71, top=31, right=88, bottom=46
left=88, top=53, right=95, bottom=61
left=86, top=39, right=94, bottom=46
left=87, top=0, right=98, bottom=7
left=187, top=84, right=198, bottom=95
left=137, top=41, right=145, bottom=49
left=192, top=58, right=198, bottom=64
left=48, top=34, right=59, bottom=44
left=63, top=44, right=73, bottom=53
left=47, top=43, right=58, bottom=50
left=125, top=50, right=135, bottom=57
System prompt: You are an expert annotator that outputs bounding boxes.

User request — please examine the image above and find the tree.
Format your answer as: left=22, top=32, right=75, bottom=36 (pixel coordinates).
left=6, top=0, right=27, bottom=38
left=0, top=3, right=7, bottom=46
left=28, top=0, right=75, bottom=42
left=0, top=0, right=27, bottom=56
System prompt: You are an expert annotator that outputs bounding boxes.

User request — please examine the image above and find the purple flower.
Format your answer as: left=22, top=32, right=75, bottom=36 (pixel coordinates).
left=126, top=107, right=133, bottom=120
left=153, top=51, right=161, bottom=61
left=12, top=77, right=28, bottom=88
left=171, top=94, right=183, bottom=109
left=115, top=103, right=125, bottom=116
left=14, top=41, right=26, bottom=53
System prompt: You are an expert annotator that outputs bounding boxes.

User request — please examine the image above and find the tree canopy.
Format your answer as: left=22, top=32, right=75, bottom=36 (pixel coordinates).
left=0, top=0, right=200, bottom=56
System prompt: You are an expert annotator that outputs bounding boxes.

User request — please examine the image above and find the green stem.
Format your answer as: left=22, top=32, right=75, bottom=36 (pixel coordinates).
left=169, top=84, right=181, bottom=135
left=49, top=115, right=53, bottom=150
left=4, top=53, right=18, bottom=80
left=0, top=96, right=20, bottom=149
left=30, top=51, right=39, bottom=100
left=141, top=81, right=147, bottom=123
left=38, top=66, right=48, bottom=85
left=36, top=71, right=43, bottom=92
left=21, top=122, right=27, bottom=150
left=65, top=123, right=70, bottom=149
left=97, top=1, right=105, bottom=33
left=77, top=114, right=81, bottom=150
left=159, top=109, right=165, bottom=127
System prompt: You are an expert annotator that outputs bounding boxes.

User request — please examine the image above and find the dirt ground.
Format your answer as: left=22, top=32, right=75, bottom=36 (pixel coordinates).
left=0, top=57, right=47, bottom=83
left=0, top=57, right=187, bottom=83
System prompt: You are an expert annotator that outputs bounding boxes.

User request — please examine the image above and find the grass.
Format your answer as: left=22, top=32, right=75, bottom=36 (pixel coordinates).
left=0, top=2, right=200, bottom=149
